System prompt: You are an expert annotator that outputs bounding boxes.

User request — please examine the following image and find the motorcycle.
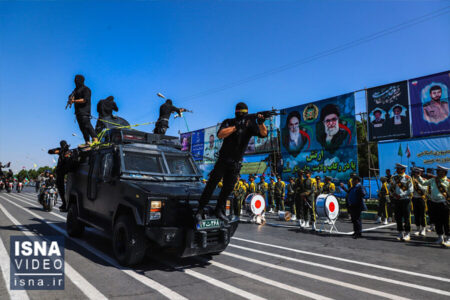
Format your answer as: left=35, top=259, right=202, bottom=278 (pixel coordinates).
left=16, top=182, right=23, bottom=193
left=6, top=180, right=13, bottom=193
left=41, top=186, right=58, bottom=211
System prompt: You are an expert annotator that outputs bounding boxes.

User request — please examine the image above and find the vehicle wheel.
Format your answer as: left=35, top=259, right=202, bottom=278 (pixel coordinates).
left=67, top=202, right=85, bottom=237
left=210, top=251, right=223, bottom=256
left=113, top=215, right=147, bottom=266
left=47, top=197, right=54, bottom=212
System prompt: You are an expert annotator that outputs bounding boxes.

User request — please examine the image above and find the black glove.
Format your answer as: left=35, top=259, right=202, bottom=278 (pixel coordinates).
left=257, top=116, right=265, bottom=125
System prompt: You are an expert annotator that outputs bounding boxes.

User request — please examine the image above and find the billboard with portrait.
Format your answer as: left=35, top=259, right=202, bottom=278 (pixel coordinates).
left=409, top=71, right=450, bottom=137
left=280, top=92, right=357, bottom=181
left=180, top=132, right=192, bottom=152
left=203, top=125, right=223, bottom=163
left=254, top=116, right=279, bottom=153
left=378, top=135, right=450, bottom=176
left=190, top=129, right=204, bottom=161
left=367, top=81, right=411, bottom=141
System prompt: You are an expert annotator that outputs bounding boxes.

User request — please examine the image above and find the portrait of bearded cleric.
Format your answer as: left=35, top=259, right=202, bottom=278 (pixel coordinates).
left=315, top=104, right=352, bottom=154
left=282, top=111, right=310, bottom=157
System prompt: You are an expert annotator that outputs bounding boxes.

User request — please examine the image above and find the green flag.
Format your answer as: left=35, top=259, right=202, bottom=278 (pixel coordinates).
left=398, top=144, right=403, bottom=157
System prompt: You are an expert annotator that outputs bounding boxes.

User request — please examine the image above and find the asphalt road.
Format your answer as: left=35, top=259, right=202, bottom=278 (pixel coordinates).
left=0, top=188, right=449, bottom=300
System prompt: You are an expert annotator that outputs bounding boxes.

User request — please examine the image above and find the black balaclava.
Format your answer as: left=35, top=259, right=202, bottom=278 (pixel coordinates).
left=60, top=140, right=69, bottom=149
left=166, top=99, right=173, bottom=105
left=235, top=102, right=248, bottom=119
left=74, top=75, right=85, bottom=89
left=106, top=96, right=114, bottom=102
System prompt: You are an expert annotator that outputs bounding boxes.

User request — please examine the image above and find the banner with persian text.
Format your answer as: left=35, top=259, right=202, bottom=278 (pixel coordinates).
left=280, top=92, right=357, bottom=181
left=378, top=135, right=450, bottom=175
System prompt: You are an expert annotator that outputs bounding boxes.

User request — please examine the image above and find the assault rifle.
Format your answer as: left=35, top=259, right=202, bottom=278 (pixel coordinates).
left=66, top=93, right=74, bottom=110
left=245, top=108, right=284, bottom=121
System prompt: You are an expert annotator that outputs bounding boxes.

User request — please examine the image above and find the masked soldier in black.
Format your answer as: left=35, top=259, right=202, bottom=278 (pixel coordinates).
left=68, top=75, right=98, bottom=147
left=48, top=140, right=78, bottom=211
left=154, top=99, right=187, bottom=134
left=95, top=96, right=119, bottom=133
left=195, top=102, right=267, bottom=222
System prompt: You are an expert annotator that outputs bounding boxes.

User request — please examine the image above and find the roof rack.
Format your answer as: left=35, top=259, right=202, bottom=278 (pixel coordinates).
left=104, top=128, right=181, bottom=149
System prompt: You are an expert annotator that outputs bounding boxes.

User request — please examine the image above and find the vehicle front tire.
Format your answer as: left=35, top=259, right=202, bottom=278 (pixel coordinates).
left=113, top=215, right=147, bottom=266
left=67, top=202, right=85, bottom=237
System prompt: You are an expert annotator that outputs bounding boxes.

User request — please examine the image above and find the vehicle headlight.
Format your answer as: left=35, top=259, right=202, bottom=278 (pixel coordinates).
left=149, top=201, right=162, bottom=221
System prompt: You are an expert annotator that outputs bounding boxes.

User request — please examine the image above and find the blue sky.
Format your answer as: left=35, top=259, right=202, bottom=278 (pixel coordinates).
left=0, top=0, right=449, bottom=172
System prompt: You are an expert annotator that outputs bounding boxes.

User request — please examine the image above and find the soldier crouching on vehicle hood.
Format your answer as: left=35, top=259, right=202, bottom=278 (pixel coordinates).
left=195, top=102, right=268, bottom=223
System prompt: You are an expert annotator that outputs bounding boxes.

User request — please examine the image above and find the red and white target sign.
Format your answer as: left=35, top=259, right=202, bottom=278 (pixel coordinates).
left=245, top=193, right=265, bottom=215
left=316, top=194, right=339, bottom=220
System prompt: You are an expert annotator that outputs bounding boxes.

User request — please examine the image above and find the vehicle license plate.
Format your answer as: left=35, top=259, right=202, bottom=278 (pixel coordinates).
left=198, top=219, right=220, bottom=230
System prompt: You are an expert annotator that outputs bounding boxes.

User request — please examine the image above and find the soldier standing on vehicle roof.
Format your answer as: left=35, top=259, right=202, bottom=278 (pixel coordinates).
left=195, top=102, right=267, bottom=223
left=95, top=96, right=119, bottom=133
left=154, top=99, right=187, bottom=134
left=48, top=140, right=78, bottom=212
left=390, top=163, right=414, bottom=242
left=68, top=75, right=98, bottom=147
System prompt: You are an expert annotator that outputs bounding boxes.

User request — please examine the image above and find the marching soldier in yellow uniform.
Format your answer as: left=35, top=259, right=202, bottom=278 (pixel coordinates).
left=322, top=176, right=335, bottom=194
left=302, top=170, right=317, bottom=230
left=411, top=167, right=427, bottom=236
left=232, top=176, right=246, bottom=217
left=419, top=165, right=450, bottom=246
left=287, top=177, right=297, bottom=220
left=268, top=177, right=276, bottom=213
left=274, top=176, right=286, bottom=212
left=294, top=170, right=305, bottom=226
left=257, top=176, right=269, bottom=210
left=376, top=177, right=391, bottom=225
left=389, top=163, right=414, bottom=241
left=248, top=176, right=257, bottom=194
left=315, top=176, right=324, bottom=195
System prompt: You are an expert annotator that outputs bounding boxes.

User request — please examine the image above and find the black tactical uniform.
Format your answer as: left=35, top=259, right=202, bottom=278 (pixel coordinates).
left=69, top=75, right=97, bottom=144
left=196, top=102, right=266, bottom=222
left=95, top=96, right=119, bottom=133
left=154, top=99, right=182, bottom=134
left=48, top=140, right=78, bottom=211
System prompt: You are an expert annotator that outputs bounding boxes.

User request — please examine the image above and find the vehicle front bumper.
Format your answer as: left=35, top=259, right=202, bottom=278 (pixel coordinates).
left=145, top=220, right=238, bottom=257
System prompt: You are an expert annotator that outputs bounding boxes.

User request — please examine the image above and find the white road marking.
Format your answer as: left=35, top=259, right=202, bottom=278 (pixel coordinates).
left=195, top=257, right=335, bottom=300
left=0, top=230, right=30, bottom=300
left=228, top=244, right=450, bottom=297
left=232, top=236, right=450, bottom=283
left=3, top=194, right=187, bottom=300
left=0, top=199, right=107, bottom=300
left=161, top=260, right=267, bottom=300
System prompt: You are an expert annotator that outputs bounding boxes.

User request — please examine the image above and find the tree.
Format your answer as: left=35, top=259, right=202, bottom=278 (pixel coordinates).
left=356, top=117, right=378, bottom=178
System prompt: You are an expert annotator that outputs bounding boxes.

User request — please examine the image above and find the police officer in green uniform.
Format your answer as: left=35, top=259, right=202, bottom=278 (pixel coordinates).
left=287, top=177, right=297, bottom=220
left=411, top=167, right=427, bottom=236
left=274, top=176, right=286, bottom=212
left=419, top=165, right=450, bottom=246
left=301, top=170, right=317, bottom=230
left=389, top=163, right=414, bottom=242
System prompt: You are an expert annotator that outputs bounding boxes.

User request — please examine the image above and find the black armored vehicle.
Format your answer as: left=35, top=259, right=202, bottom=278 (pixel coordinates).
left=65, top=128, right=238, bottom=266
